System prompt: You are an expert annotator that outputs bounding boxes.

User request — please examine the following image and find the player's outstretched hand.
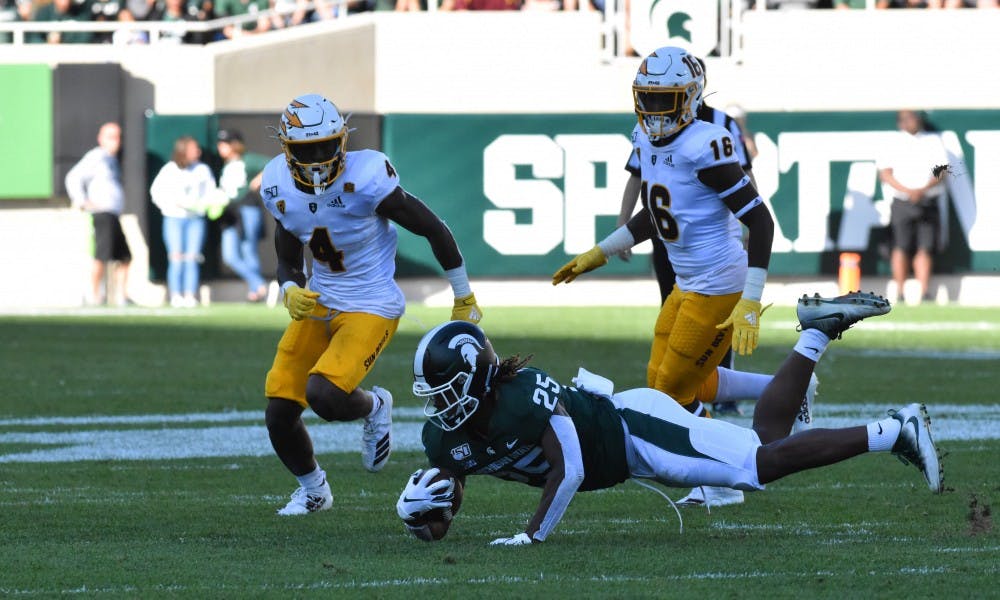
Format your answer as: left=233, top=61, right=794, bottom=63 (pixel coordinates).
left=489, top=532, right=534, bottom=546
left=552, top=246, right=608, bottom=285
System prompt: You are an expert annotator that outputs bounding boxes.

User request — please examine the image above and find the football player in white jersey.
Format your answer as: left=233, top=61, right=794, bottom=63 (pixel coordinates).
left=262, top=93, right=484, bottom=516
left=552, top=47, right=775, bottom=506
left=614, top=57, right=767, bottom=421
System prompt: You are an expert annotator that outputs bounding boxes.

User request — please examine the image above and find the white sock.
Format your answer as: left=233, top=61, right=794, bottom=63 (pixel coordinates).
left=716, top=367, right=773, bottom=402
left=793, top=329, right=831, bottom=362
left=866, top=418, right=902, bottom=452
left=365, top=390, right=381, bottom=419
left=296, top=466, right=327, bottom=490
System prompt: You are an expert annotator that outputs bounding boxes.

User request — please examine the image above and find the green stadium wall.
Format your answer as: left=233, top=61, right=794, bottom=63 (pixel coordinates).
left=383, top=111, right=1000, bottom=278
left=0, top=65, right=53, bottom=199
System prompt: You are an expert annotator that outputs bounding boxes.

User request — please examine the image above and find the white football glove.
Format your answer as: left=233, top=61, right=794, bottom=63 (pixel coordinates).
left=396, top=468, right=455, bottom=521
left=489, top=532, right=534, bottom=546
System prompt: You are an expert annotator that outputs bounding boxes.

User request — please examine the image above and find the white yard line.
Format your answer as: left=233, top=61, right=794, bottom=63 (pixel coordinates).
left=0, top=403, right=996, bottom=463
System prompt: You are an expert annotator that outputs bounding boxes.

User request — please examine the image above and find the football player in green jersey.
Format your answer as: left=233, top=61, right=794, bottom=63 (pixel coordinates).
left=397, top=291, right=943, bottom=545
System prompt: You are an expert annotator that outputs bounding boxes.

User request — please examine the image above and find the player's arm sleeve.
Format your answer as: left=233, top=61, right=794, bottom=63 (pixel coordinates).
left=698, top=161, right=774, bottom=270
left=624, top=205, right=655, bottom=245
left=376, top=186, right=464, bottom=271
left=526, top=407, right=584, bottom=542
left=274, top=220, right=307, bottom=288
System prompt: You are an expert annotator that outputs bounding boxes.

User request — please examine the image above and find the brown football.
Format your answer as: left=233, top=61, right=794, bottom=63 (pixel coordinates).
left=404, top=469, right=463, bottom=542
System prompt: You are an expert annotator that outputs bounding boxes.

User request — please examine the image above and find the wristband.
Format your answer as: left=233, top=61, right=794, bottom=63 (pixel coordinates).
left=742, top=267, right=768, bottom=301
left=597, top=225, right=636, bottom=256
left=444, top=264, right=472, bottom=298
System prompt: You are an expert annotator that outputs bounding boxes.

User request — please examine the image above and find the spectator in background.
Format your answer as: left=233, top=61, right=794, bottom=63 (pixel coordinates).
left=111, top=7, right=150, bottom=44
left=834, top=0, right=889, bottom=8
left=214, top=0, right=269, bottom=38
left=216, top=129, right=270, bottom=302
left=89, top=0, right=120, bottom=42
left=150, top=135, right=215, bottom=308
left=29, top=0, right=94, bottom=44
left=267, top=0, right=308, bottom=29
left=147, top=0, right=204, bottom=43
left=65, top=122, right=133, bottom=306
left=0, top=0, right=25, bottom=44
left=878, top=109, right=949, bottom=304
left=308, top=0, right=339, bottom=19
left=440, top=0, right=521, bottom=9
left=181, top=0, right=217, bottom=43
left=126, top=0, right=156, bottom=19
left=346, top=0, right=375, bottom=12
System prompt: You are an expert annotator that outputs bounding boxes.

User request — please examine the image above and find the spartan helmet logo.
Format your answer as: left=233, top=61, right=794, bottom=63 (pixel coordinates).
left=448, top=333, right=483, bottom=369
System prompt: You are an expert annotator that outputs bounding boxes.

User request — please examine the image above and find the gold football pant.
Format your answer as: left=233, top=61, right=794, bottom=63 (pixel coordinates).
left=265, top=305, right=400, bottom=408
left=647, top=285, right=741, bottom=411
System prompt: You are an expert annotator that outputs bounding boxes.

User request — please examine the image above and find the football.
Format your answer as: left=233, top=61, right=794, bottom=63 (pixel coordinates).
left=404, top=469, right=463, bottom=542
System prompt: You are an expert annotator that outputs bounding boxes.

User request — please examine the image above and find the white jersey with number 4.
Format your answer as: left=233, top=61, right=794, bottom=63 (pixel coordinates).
left=631, top=120, right=747, bottom=295
left=261, top=149, right=406, bottom=319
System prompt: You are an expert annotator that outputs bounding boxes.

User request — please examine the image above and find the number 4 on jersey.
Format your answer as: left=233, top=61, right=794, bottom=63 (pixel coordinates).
left=308, top=227, right=346, bottom=271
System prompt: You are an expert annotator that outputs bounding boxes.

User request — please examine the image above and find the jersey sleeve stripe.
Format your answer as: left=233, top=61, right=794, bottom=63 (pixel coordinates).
left=732, top=196, right=763, bottom=220
left=718, top=174, right=750, bottom=199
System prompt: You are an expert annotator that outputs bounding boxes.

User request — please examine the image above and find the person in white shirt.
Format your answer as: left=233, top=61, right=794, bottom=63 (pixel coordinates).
left=878, top=110, right=949, bottom=303
left=65, top=122, right=132, bottom=306
left=150, top=135, right=216, bottom=307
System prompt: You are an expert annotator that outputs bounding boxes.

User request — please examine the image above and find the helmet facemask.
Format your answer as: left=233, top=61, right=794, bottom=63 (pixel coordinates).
left=633, top=81, right=700, bottom=141
left=414, top=371, right=482, bottom=432
left=282, top=132, right=347, bottom=194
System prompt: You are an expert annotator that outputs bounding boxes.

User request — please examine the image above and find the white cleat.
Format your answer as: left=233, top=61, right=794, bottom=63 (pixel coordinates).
left=888, top=403, right=943, bottom=493
left=362, top=386, right=393, bottom=473
left=791, top=373, right=819, bottom=434
left=677, top=485, right=745, bottom=508
left=797, top=291, right=891, bottom=340
left=277, top=479, right=333, bottom=516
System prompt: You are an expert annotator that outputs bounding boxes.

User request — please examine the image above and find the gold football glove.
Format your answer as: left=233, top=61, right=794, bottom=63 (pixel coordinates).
left=551, top=246, right=608, bottom=285
left=451, top=293, right=483, bottom=324
left=716, top=298, right=772, bottom=356
left=282, top=285, right=319, bottom=321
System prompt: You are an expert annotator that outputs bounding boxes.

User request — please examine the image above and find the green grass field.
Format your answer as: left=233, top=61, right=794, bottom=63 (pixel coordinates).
left=1, top=303, right=997, bottom=598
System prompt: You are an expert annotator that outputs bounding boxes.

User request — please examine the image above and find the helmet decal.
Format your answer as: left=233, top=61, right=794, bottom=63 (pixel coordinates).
left=447, top=333, right=484, bottom=369
left=282, top=109, right=304, bottom=129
